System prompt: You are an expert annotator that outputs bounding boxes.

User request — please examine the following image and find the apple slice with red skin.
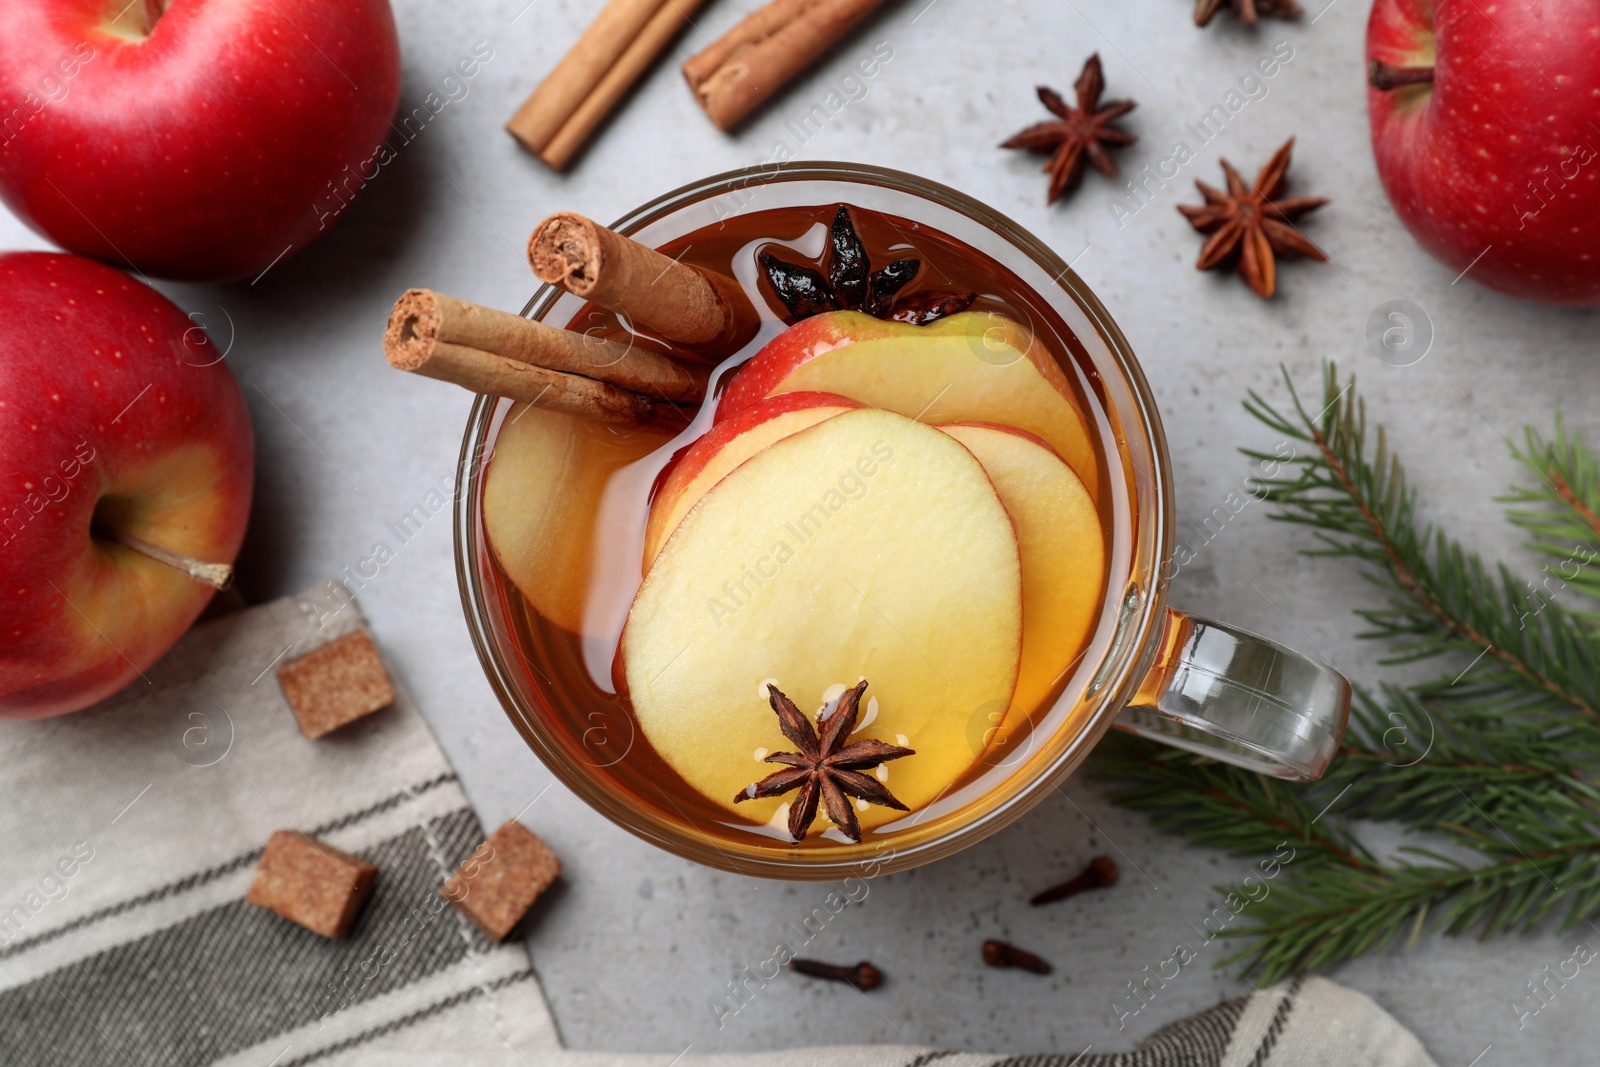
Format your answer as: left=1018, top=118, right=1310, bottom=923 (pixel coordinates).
left=0, top=253, right=253, bottom=719
left=622, top=408, right=1023, bottom=834
left=938, top=422, right=1106, bottom=722
left=642, top=391, right=860, bottom=570
left=716, top=310, right=1097, bottom=493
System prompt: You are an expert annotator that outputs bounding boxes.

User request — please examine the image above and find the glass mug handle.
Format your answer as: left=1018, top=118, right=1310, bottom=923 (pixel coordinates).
left=1114, top=609, right=1350, bottom=781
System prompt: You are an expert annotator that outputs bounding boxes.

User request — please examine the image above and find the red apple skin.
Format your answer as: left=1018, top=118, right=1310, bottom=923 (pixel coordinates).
left=1367, top=0, right=1600, bottom=304
left=937, top=419, right=1058, bottom=456
left=661, top=390, right=860, bottom=492
left=715, top=310, right=1082, bottom=423
left=0, top=0, right=402, bottom=282
left=716, top=316, right=881, bottom=422
left=644, top=391, right=859, bottom=566
left=0, top=253, right=254, bottom=718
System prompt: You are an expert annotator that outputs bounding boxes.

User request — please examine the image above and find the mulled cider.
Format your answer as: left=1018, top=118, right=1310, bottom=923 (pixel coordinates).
left=466, top=194, right=1136, bottom=864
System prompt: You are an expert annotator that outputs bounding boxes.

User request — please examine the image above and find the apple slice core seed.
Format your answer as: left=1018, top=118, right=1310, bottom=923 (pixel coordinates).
left=623, top=408, right=1023, bottom=835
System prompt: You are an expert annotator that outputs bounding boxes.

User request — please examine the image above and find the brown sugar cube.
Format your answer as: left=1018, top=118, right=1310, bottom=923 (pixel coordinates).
left=246, top=830, right=377, bottom=938
left=276, top=629, right=395, bottom=739
left=441, top=820, right=560, bottom=941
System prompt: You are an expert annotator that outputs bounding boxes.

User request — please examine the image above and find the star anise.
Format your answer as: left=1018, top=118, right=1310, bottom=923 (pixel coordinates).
left=758, top=206, right=976, bottom=326
left=1193, top=0, right=1303, bottom=26
left=1176, top=137, right=1328, bottom=300
left=734, top=680, right=915, bottom=843
left=1000, top=54, right=1136, bottom=204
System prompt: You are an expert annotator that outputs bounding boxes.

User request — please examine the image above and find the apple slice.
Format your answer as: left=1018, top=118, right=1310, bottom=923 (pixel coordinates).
left=622, top=408, right=1023, bottom=834
left=938, top=423, right=1106, bottom=718
left=483, top=403, right=661, bottom=633
left=643, top=391, right=859, bottom=570
left=717, top=310, right=1098, bottom=493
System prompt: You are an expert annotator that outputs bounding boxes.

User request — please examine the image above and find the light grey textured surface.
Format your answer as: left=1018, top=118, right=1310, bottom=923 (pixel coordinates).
left=6, top=0, right=1596, bottom=1062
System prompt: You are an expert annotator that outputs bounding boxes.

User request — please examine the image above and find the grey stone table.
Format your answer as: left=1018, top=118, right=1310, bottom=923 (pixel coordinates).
left=6, top=0, right=1595, bottom=1061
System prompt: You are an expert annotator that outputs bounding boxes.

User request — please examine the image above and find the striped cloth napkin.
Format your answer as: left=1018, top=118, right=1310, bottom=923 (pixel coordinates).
left=0, top=580, right=557, bottom=1066
left=552, top=976, right=1436, bottom=1067
left=0, top=582, right=1436, bottom=1067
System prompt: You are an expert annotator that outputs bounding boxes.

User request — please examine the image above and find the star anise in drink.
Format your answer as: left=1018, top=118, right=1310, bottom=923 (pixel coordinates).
left=758, top=206, right=976, bottom=326
left=734, top=680, right=915, bottom=843
left=1176, top=137, right=1328, bottom=299
left=1193, top=0, right=1303, bottom=26
left=1000, top=54, right=1137, bottom=204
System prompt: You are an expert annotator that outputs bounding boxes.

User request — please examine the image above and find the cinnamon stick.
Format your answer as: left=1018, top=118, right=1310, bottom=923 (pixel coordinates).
left=383, top=290, right=692, bottom=431
left=506, top=0, right=668, bottom=159
left=540, top=0, right=709, bottom=170
left=528, top=213, right=737, bottom=347
left=394, top=342, right=683, bottom=430
left=385, top=289, right=707, bottom=402
left=682, top=0, right=889, bottom=131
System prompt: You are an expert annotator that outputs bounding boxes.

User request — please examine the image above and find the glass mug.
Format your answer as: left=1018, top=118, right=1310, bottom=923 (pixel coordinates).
left=454, top=162, right=1350, bottom=881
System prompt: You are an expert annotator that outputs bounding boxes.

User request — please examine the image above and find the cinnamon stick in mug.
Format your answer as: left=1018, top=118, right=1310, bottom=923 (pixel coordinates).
left=682, top=0, right=890, bottom=131
left=528, top=212, right=738, bottom=347
left=383, top=289, right=694, bottom=431
left=385, top=288, right=707, bottom=402
left=390, top=344, right=684, bottom=431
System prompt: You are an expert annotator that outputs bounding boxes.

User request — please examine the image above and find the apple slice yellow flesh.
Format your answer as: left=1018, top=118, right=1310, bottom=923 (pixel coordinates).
left=622, top=408, right=1023, bottom=835
left=938, top=423, right=1106, bottom=719
left=723, top=311, right=1098, bottom=496
left=642, top=392, right=858, bottom=570
left=484, top=403, right=662, bottom=633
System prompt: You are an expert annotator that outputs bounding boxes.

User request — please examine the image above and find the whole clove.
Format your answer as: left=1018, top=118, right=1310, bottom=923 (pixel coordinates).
left=982, top=939, right=1052, bottom=975
left=1030, top=854, right=1119, bottom=906
left=789, top=957, right=883, bottom=991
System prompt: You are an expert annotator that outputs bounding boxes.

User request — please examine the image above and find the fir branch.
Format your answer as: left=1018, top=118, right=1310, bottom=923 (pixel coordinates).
left=1243, top=365, right=1600, bottom=729
left=1100, top=363, right=1600, bottom=982
left=1093, top=734, right=1379, bottom=873
left=1220, top=842, right=1600, bottom=981
left=1097, top=700, right=1600, bottom=981
left=1328, top=686, right=1600, bottom=832
left=1503, top=415, right=1600, bottom=617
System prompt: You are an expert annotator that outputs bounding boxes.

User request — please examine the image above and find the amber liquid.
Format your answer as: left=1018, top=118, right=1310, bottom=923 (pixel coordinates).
left=478, top=203, right=1132, bottom=851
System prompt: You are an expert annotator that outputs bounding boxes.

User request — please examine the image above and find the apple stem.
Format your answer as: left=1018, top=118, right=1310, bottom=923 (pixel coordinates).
left=98, top=526, right=235, bottom=591
left=1368, top=60, right=1435, bottom=91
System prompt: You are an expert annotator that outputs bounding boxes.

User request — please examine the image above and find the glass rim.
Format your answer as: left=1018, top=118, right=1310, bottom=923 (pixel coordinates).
left=455, top=160, right=1175, bottom=880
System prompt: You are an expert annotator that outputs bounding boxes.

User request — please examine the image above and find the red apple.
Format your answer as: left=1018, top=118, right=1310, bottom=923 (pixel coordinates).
left=0, top=252, right=254, bottom=718
left=0, top=0, right=402, bottom=282
left=1367, top=0, right=1600, bottom=304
